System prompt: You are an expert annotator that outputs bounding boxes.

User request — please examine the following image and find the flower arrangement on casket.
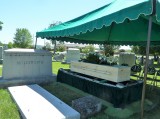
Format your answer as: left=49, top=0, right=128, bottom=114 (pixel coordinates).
left=82, top=52, right=118, bottom=66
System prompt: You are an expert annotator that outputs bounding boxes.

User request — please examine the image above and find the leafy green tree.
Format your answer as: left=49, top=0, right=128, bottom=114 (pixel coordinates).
left=0, top=41, right=3, bottom=46
left=56, top=44, right=66, bottom=52
left=13, top=28, right=33, bottom=48
left=7, top=42, right=13, bottom=49
left=131, top=46, right=139, bottom=54
left=132, top=46, right=146, bottom=55
left=150, top=46, right=160, bottom=55
left=80, top=45, right=95, bottom=53
left=99, top=45, right=119, bottom=56
left=103, top=45, right=115, bottom=56
left=0, top=21, right=3, bottom=30
left=42, top=42, right=52, bottom=51
left=138, top=46, right=146, bottom=55
left=131, top=46, right=160, bottom=55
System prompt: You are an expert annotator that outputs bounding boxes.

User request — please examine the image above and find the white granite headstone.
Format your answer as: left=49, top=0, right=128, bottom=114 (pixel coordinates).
left=2, top=49, right=52, bottom=80
left=119, top=52, right=136, bottom=67
left=66, top=48, right=80, bottom=63
left=3, top=45, right=8, bottom=51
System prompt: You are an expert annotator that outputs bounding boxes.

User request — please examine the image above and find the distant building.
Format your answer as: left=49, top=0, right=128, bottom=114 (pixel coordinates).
left=57, top=43, right=87, bottom=49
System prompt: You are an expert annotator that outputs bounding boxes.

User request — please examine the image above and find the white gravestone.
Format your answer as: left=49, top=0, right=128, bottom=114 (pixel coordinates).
left=2, top=49, right=52, bottom=80
left=66, top=48, right=80, bottom=63
left=3, top=45, right=8, bottom=51
left=119, top=52, right=136, bottom=67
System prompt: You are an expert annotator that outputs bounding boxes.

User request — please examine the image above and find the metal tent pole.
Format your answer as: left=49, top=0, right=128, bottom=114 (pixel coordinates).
left=34, top=37, right=37, bottom=49
left=141, top=16, right=152, bottom=119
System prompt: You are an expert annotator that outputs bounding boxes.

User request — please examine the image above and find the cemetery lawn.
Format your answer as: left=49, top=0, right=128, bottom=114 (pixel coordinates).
left=0, top=66, right=20, bottom=119
left=1, top=62, right=160, bottom=118
left=0, top=89, right=20, bottom=119
left=52, top=61, right=70, bottom=74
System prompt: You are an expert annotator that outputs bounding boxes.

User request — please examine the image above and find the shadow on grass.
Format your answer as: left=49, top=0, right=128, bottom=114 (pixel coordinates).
left=42, top=82, right=160, bottom=119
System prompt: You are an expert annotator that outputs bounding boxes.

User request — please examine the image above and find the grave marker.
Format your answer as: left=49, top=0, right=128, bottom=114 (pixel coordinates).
left=66, top=48, right=80, bottom=63
left=3, top=49, right=52, bottom=80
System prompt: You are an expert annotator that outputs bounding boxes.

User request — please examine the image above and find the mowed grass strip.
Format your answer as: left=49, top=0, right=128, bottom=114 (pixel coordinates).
left=0, top=89, right=20, bottom=119
left=0, top=66, right=20, bottom=119
left=52, top=61, right=70, bottom=74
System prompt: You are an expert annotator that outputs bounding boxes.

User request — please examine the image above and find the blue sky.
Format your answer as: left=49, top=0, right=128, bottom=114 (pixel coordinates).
left=0, top=0, right=113, bottom=45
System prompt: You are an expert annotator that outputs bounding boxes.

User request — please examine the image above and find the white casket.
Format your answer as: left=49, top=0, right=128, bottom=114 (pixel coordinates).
left=70, top=62, right=131, bottom=83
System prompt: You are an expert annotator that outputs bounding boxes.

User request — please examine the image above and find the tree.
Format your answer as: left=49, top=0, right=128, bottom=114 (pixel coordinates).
left=79, top=45, right=95, bottom=53
left=102, top=45, right=119, bottom=56
left=7, top=42, right=13, bottom=49
left=150, top=46, right=160, bottom=55
left=48, top=21, right=62, bottom=54
left=13, top=28, right=33, bottom=48
left=131, top=46, right=160, bottom=55
left=0, top=41, right=3, bottom=46
left=42, top=42, right=52, bottom=51
left=48, top=21, right=62, bottom=28
left=131, top=46, right=139, bottom=54
left=0, top=21, right=3, bottom=30
left=56, top=44, right=66, bottom=52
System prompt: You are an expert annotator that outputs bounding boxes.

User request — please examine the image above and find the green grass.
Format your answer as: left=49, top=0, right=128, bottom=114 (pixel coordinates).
left=52, top=61, right=70, bottom=74
left=0, top=66, right=20, bottom=119
left=0, top=89, right=20, bottom=119
left=43, top=83, right=84, bottom=105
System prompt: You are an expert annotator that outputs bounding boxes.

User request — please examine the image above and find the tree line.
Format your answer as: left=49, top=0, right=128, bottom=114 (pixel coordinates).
left=0, top=21, right=33, bottom=48
left=1, top=20, right=160, bottom=55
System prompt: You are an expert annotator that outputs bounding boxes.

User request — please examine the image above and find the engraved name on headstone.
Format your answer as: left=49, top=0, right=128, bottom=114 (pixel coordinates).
left=2, top=49, right=52, bottom=80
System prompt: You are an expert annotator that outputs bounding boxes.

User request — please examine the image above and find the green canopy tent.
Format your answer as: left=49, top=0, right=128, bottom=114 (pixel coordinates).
left=36, top=0, right=160, bottom=45
left=157, top=0, right=160, bottom=21
left=36, top=0, right=160, bottom=118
